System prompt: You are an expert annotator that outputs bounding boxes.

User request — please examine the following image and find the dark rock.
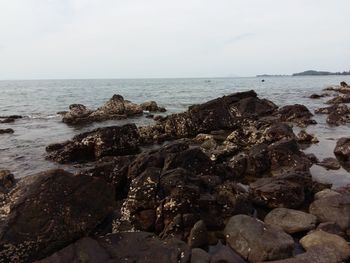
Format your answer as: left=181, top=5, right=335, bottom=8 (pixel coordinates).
left=334, top=137, right=350, bottom=163
left=224, top=215, right=294, bottom=262
left=306, top=153, right=319, bottom=164
left=276, top=104, right=315, bottom=127
left=317, top=222, right=346, bottom=237
left=210, top=244, right=246, bottom=263
left=0, top=169, right=115, bottom=262
left=0, top=170, right=16, bottom=193
left=62, top=103, right=94, bottom=124
left=300, top=230, right=350, bottom=261
left=315, top=104, right=350, bottom=115
left=309, top=190, right=350, bottom=230
left=264, top=208, right=317, bottom=234
left=297, top=130, right=319, bottom=144
left=317, top=157, right=341, bottom=170
left=250, top=172, right=311, bottom=209
left=141, top=101, right=166, bottom=112
left=38, top=232, right=190, bottom=263
left=326, top=95, right=350, bottom=104
left=0, top=118, right=15, bottom=123
left=309, top=93, right=328, bottom=99
left=188, top=220, right=208, bottom=248
left=46, top=124, right=140, bottom=163
left=340, top=81, right=349, bottom=87
left=0, top=128, right=14, bottom=134
left=0, top=115, right=22, bottom=119
left=191, top=248, right=211, bottom=263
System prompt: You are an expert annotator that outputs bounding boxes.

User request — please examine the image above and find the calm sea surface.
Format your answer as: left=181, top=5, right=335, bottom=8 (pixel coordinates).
left=1, top=76, right=350, bottom=187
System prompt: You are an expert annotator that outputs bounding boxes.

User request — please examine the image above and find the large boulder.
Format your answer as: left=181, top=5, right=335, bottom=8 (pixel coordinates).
left=276, top=104, right=315, bottom=127
left=37, top=232, right=190, bottom=263
left=250, top=172, right=312, bottom=209
left=334, top=137, right=350, bottom=163
left=309, top=190, right=350, bottom=230
left=62, top=104, right=94, bottom=124
left=46, top=124, right=140, bottom=163
left=0, top=169, right=115, bottom=262
left=264, top=208, right=317, bottom=234
left=224, top=215, right=294, bottom=262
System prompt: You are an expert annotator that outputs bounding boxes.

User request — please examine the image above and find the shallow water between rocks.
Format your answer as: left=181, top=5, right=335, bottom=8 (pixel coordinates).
left=1, top=76, right=350, bottom=188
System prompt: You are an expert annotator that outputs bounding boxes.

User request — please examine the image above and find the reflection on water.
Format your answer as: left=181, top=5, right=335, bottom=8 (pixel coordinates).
left=1, top=76, right=350, bottom=187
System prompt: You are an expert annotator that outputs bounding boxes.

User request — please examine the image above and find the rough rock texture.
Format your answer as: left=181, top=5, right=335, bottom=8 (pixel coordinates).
left=115, top=142, right=252, bottom=239
left=276, top=104, right=315, bottom=127
left=37, top=232, right=190, bottom=263
left=334, top=137, right=350, bottom=163
left=61, top=95, right=163, bottom=124
left=224, top=215, right=294, bottom=262
left=46, top=124, right=140, bottom=163
left=297, top=130, right=318, bottom=144
left=326, top=95, right=350, bottom=104
left=300, top=230, right=350, bottom=261
left=309, top=190, right=350, bottom=230
left=264, top=208, right=317, bottom=233
left=250, top=172, right=312, bottom=209
left=317, top=157, right=341, bottom=170
left=0, top=169, right=115, bottom=263
left=0, top=128, right=14, bottom=134
left=0, top=170, right=16, bottom=194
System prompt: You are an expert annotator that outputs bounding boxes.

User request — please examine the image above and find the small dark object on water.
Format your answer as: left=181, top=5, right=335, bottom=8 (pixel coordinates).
left=0, top=118, right=15, bottom=123
left=0, top=128, right=14, bottom=134
left=261, top=79, right=265, bottom=82
left=0, top=115, right=22, bottom=119
left=340, top=81, right=349, bottom=88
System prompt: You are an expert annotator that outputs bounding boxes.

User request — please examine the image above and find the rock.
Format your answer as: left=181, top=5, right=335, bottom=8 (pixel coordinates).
left=309, top=190, right=350, bottom=230
left=315, top=104, right=350, bottom=115
left=297, top=130, right=319, bottom=144
left=46, top=124, right=140, bottom=163
left=314, top=189, right=341, bottom=200
left=0, top=170, right=16, bottom=193
left=260, top=245, right=344, bottom=263
left=309, top=93, right=323, bottom=99
left=61, top=95, right=146, bottom=124
left=141, top=101, right=166, bottom=112
left=334, top=137, right=350, bottom=163
left=0, top=128, right=14, bottom=134
left=316, top=222, right=345, bottom=237
left=188, top=220, right=208, bottom=248
left=276, top=104, right=315, bottom=127
left=224, top=215, right=294, bottom=262
left=300, top=230, right=350, bottom=261
left=317, top=157, right=341, bottom=170
left=0, top=169, right=115, bottom=262
left=326, top=95, right=350, bottom=104
left=0, top=115, right=22, bottom=119
left=210, top=243, right=246, bottom=263
left=38, top=232, right=190, bottom=263
left=340, top=81, right=349, bottom=87
left=0, top=117, right=15, bottom=123
left=264, top=208, right=317, bottom=233
left=250, top=172, right=311, bottom=209
left=191, top=248, right=211, bottom=263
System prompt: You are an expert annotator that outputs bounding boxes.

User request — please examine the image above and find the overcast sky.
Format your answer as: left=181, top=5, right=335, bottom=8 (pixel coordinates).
left=0, top=0, right=349, bottom=79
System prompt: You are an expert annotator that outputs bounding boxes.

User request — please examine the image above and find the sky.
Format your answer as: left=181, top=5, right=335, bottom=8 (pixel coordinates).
left=0, top=0, right=349, bottom=79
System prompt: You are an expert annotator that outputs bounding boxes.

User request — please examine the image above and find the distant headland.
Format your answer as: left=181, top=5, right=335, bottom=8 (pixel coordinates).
left=257, top=70, right=350, bottom=77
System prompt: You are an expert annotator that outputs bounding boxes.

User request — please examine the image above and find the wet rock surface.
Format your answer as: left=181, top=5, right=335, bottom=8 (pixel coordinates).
left=0, top=128, right=14, bottom=134
left=0, top=169, right=115, bottom=263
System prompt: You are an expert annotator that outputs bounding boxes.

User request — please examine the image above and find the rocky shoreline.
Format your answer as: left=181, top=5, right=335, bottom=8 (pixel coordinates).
left=1, top=84, right=350, bottom=263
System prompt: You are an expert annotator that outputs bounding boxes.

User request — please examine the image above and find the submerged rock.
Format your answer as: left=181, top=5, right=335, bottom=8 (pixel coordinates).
left=0, top=169, right=115, bottom=263
left=46, top=124, right=140, bottom=163
left=0, top=128, right=14, bottom=134
left=0, top=170, right=16, bottom=194
left=317, top=157, right=341, bottom=170
left=224, top=215, right=294, bottom=262
left=38, top=232, right=190, bottom=263
left=140, top=101, right=166, bottom=112
left=264, top=208, right=317, bottom=234
left=334, top=137, right=350, bottom=163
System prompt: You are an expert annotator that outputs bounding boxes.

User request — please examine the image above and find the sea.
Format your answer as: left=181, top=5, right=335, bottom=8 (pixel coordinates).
left=1, top=76, right=350, bottom=188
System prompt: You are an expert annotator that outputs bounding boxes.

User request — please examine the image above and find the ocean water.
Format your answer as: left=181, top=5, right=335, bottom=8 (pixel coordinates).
left=1, top=76, right=350, bottom=187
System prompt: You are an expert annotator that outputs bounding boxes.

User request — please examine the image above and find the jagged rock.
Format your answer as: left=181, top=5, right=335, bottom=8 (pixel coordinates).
left=326, top=95, right=350, bottom=104
left=297, top=130, right=319, bottom=144
left=141, top=101, right=166, bottom=112
left=264, top=208, right=317, bottom=233
left=46, top=124, right=140, bottom=163
left=315, top=104, right=350, bottom=115
left=300, top=230, right=350, bottom=261
left=276, top=104, right=315, bottom=127
left=309, top=93, right=329, bottom=99
left=0, top=169, right=115, bottom=263
left=250, top=172, right=311, bottom=208
left=0, top=128, right=14, bottom=134
left=224, top=215, right=294, bottom=262
left=317, top=157, right=341, bottom=170
left=37, top=232, right=190, bottom=263
left=334, top=137, right=350, bottom=163
left=309, top=190, right=350, bottom=230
